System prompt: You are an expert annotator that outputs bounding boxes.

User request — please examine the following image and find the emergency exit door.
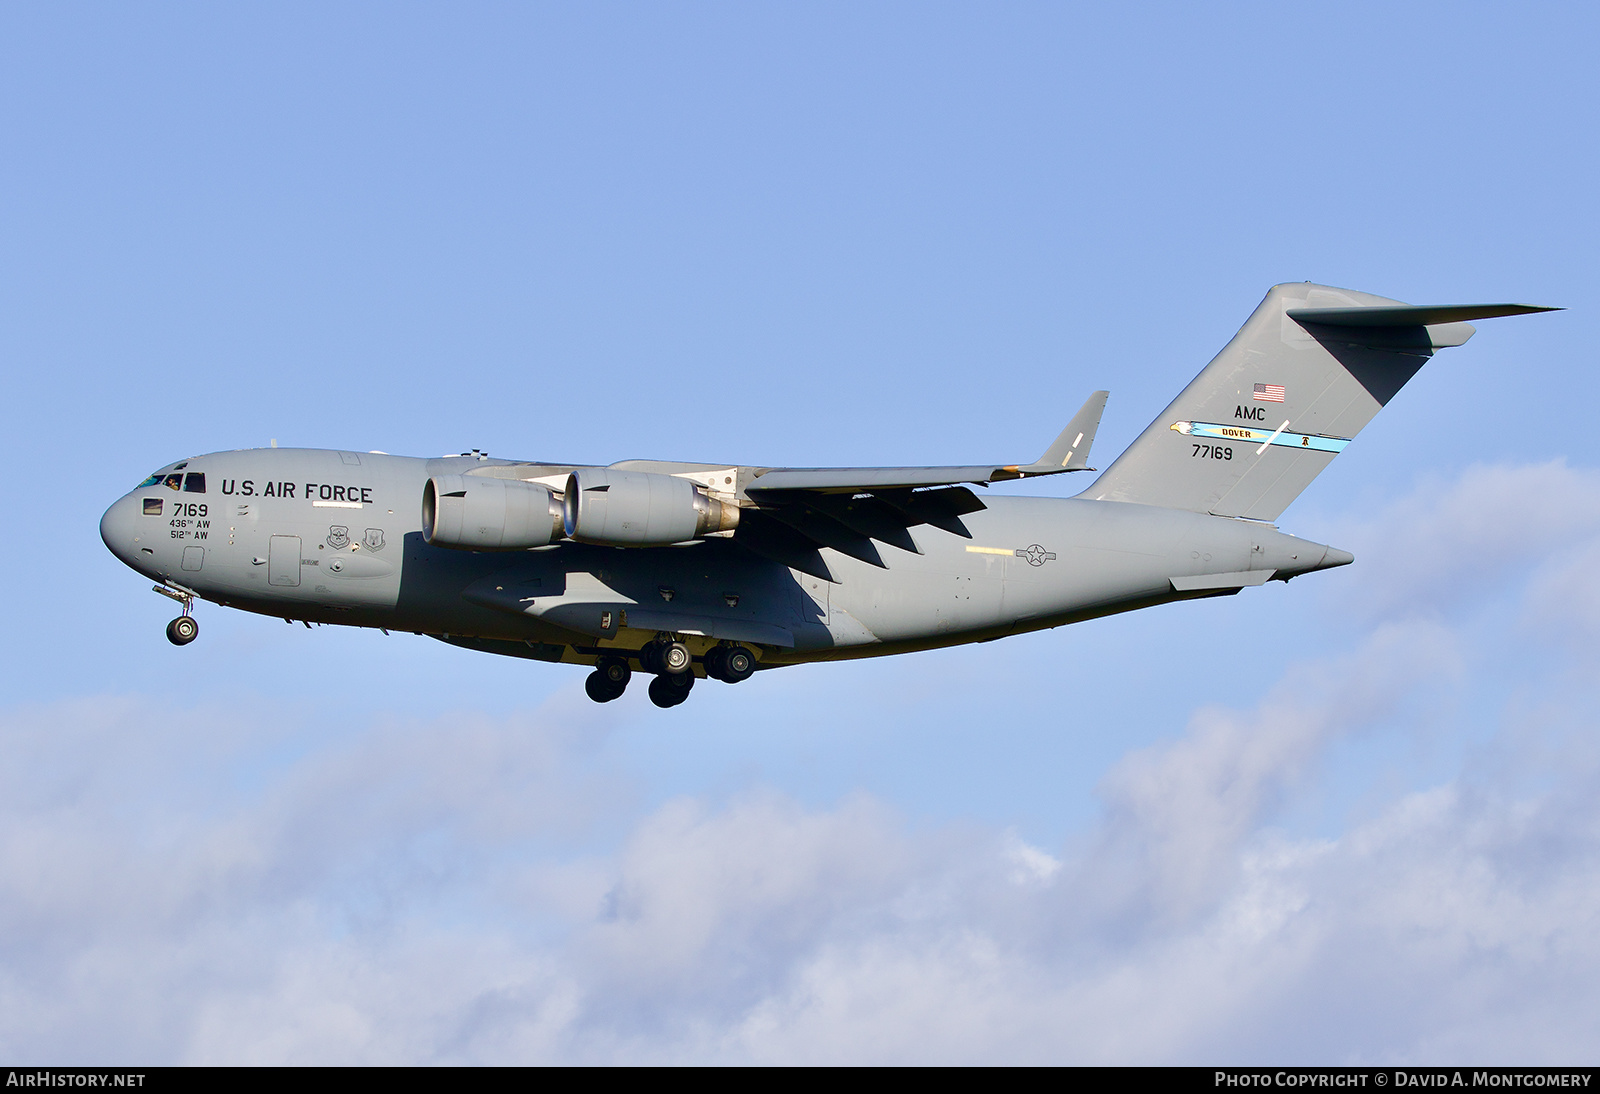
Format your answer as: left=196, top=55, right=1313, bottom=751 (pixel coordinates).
left=268, top=535, right=301, bottom=587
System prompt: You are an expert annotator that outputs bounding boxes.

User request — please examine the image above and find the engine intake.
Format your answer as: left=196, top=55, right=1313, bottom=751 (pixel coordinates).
left=563, top=469, right=739, bottom=546
left=422, top=475, right=564, bottom=550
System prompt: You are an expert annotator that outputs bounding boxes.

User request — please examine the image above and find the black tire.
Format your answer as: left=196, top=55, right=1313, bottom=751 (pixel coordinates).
left=702, top=646, right=728, bottom=682
left=638, top=642, right=663, bottom=675
left=585, top=671, right=624, bottom=703
left=596, top=656, right=632, bottom=688
left=166, top=616, right=198, bottom=646
left=659, top=641, right=692, bottom=675
left=721, top=645, right=755, bottom=683
left=647, top=672, right=694, bottom=708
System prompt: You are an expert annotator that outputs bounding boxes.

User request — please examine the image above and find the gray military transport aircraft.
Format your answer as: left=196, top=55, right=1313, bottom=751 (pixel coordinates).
left=101, top=283, right=1554, bottom=708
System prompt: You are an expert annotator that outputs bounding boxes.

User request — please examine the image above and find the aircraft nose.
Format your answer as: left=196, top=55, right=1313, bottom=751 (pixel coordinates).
left=100, top=493, right=144, bottom=570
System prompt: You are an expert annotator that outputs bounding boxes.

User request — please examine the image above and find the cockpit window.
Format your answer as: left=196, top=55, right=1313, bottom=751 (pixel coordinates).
left=137, top=473, right=162, bottom=488
left=183, top=473, right=206, bottom=493
left=163, top=473, right=183, bottom=491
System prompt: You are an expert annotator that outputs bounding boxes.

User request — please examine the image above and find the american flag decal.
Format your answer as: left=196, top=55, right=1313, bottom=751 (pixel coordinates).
left=1253, top=383, right=1286, bottom=403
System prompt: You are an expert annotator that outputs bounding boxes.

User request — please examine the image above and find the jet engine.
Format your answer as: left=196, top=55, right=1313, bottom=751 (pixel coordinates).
left=422, top=475, right=564, bottom=550
left=563, top=469, right=739, bottom=546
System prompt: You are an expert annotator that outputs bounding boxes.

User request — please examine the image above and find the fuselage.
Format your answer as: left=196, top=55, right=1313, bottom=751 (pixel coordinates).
left=100, top=447, right=1351, bottom=674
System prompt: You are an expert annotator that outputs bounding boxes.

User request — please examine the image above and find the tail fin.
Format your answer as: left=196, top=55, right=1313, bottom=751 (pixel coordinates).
left=1083, top=283, right=1557, bottom=521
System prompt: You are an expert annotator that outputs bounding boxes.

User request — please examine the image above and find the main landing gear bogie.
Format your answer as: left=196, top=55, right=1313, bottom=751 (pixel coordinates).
left=582, top=640, right=761, bottom=707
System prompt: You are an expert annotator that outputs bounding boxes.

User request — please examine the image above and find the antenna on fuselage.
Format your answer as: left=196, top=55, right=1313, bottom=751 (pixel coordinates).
left=270, top=439, right=277, bottom=448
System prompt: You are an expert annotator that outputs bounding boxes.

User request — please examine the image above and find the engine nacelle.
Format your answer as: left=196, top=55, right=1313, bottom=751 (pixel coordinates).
left=563, top=468, right=739, bottom=546
left=422, top=475, right=564, bottom=550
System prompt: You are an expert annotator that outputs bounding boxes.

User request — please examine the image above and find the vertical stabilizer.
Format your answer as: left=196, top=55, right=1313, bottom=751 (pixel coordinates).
left=1081, top=283, right=1554, bottom=521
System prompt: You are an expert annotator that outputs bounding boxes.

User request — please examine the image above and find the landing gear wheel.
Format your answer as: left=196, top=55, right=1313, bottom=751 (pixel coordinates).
left=705, top=644, right=754, bottom=683
left=640, top=639, right=693, bottom=677
left=166, top=616, right=199, bottom=646
left=721, top=645, right=755, bottom=682
left=648, top=672, right=694, bottom=709
left=659, top=641, right=692, bottom=674
left=595, top=656, right=632, bottom=689
left=585, top=671, right=625, bottom=703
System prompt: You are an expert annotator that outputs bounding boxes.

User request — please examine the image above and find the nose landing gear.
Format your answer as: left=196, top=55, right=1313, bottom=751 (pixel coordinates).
left=155, top=581, right=199, bottom=646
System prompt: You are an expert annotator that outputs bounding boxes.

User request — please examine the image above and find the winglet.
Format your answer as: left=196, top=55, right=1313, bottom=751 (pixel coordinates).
left=1019, top=390, right=1109, bottom=474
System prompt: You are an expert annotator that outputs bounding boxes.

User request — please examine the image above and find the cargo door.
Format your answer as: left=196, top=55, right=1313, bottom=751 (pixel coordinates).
left=268, top=535, right=301, bottom=587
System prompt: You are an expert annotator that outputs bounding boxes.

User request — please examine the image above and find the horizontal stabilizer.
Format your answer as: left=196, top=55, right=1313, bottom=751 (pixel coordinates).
left=1287, top=303, right=1560, bottom=327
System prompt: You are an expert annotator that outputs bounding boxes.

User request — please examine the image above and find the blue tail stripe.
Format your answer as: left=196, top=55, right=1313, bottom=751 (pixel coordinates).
left=1179, top=421, right=1350, bottom=454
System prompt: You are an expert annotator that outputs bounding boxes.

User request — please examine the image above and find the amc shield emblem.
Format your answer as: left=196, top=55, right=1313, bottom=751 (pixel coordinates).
left=326, top=525, right=350, bottom=549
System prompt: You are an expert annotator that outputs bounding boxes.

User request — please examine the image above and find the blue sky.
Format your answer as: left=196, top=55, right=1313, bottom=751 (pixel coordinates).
left=2, top=2, right=1598, bottom=1063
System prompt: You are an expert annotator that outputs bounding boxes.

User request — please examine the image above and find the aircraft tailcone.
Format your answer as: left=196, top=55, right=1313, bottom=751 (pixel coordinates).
left=1317, top=545, right=1356, bottom=570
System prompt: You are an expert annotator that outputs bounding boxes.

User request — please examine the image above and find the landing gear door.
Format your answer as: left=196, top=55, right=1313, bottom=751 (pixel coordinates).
left=268, top=535, right=301, bottom=587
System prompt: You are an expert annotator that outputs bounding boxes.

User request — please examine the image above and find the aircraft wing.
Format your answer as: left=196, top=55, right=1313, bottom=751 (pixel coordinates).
left=732, top=390, right=1108, bottom=581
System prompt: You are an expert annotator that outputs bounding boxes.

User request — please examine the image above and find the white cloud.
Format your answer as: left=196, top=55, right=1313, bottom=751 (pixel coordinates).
left=4, top=462, right=1600, bottom=1063
left=1336, top=460, right=1600, bottom=624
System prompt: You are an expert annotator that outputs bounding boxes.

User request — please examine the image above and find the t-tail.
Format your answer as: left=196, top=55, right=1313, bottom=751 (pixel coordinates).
left=1083, top=283, right=1558, bottom=521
